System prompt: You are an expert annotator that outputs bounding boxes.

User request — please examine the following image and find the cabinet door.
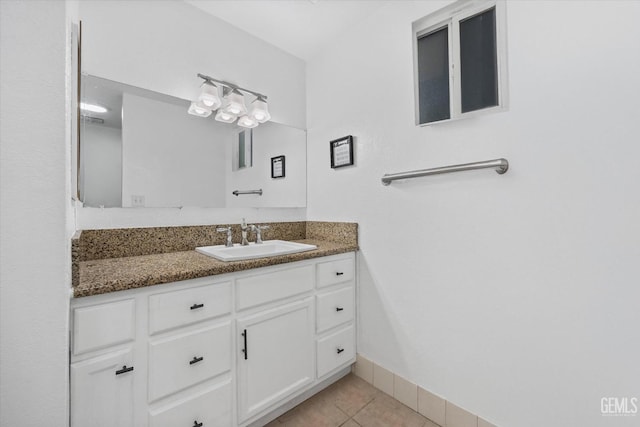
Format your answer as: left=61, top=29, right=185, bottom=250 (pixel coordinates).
left=237, top=298, right=314, bottom=422
left=70, top=348, right=135, bottom=427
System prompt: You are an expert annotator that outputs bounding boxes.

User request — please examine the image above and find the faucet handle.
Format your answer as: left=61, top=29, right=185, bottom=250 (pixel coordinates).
left=216, top=227, right=230, bottom=233
left=257, top=225, right=270, bottom=230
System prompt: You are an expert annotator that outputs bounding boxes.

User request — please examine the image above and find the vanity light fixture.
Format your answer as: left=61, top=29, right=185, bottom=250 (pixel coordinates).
left=237, top=115, right=259, bottom=128
left=188, top=101, right=212, bottom=117
left=249, top=96, right=271, bottom=123
left=215, top=109, right=237, bottom=123
left=189, top=73, right=270, bottom=127
left=198, top=81, right=222, bottom=109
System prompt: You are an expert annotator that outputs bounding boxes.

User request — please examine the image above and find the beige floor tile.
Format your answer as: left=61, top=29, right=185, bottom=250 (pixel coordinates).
left=424, top=419, right=441, bottom=427
left=417, top=387, right=445, bottom=426
left=341, top=420, right=361, bottom=427
left=445, top=401, right=477, bottom=427
left=373, top=363, right=394, bottom=396
left=264, top=420, right=282, bottom=426
left=278, top=394, right=350, bottom=427
left=353, top=392, right=429, bottom=427
left=309, top=374, right=381, bottom=417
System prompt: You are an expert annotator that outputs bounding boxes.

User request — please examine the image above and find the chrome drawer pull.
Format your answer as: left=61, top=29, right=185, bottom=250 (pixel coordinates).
left=115, top=365, right=134, bottom=375
left=189, top=356, right=204, bottom=365
left=190, top=303, right=204, bottom=310
left=336, top=307, right=344, bottom=312
left=337, top=348, right=345, bottom=354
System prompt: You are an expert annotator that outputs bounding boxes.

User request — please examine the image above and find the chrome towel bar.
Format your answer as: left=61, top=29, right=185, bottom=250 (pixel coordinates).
left=232, top=189, right=263, bottom=196
left=381, top=158, right=508, bottom=186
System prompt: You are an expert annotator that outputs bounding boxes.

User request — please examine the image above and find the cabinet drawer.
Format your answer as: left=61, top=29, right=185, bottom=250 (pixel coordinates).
left=236, top=264, right=314, bottom=310
left=149, top=282, right=231, bottom=335
left=73, top=299, right=135, bottom=356
left=317, top=325, right=355, bottom=378
left=149, top=380, right=231, bottom=427
left=317, top=257, right=354, bottom=289
left=148, top=322, right=231, bottom=402
left=316, top=286, right=354, bottom=333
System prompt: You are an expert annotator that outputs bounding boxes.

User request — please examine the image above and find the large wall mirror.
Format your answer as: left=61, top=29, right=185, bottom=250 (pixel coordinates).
left=79, top=74, right=306, bottom=208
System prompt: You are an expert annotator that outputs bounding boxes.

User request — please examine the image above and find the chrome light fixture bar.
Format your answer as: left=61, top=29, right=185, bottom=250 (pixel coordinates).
left=188, top=73, right=270, bottom=128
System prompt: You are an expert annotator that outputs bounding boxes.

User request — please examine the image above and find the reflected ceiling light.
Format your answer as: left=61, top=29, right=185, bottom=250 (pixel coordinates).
left=80, top=102, right=108, bottom=113
left=198, top=81, right=222, bottom=109
left=188, top=101, right=212, bottom=117
left=237, top=115, right=258, bottom=129
left=215, top=109, right=237, bottom=123
left=249, top=96, right=271, bottom=123
left=189, top=73, right=270, bottom=128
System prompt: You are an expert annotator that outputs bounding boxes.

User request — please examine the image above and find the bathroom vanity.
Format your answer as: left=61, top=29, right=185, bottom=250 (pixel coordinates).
left=69, top=222, right=357, bottom=427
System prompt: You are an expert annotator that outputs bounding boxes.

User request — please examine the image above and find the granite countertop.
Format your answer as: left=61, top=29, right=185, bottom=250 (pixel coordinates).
left=74, top=239, right=357, bottom=298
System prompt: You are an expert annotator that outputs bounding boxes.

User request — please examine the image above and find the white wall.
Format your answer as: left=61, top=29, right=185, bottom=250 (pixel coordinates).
left=76, top=0, right=307, bottom=228
left=81, top=123, right=122, bottom=207
left=0, top=1, right=74, bottom=426
left=121, top=93, right=229, bottom=208
left=306, top=1, right=640, bottom=426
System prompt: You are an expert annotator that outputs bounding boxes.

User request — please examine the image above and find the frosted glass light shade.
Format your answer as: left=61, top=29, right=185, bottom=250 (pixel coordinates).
left=223, top=89, right=247, bottom=116
left=215, top=109, right=237, bottom=123
left=237, top=115, right=258, bottom=128
left=198, top=82, right=222, bottom=109
left=188, top=101, right=212, bottom=117
left=249, top=97, right=271, bottom=123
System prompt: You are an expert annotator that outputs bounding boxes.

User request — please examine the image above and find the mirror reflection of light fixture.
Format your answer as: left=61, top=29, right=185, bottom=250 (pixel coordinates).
left=80, top=102, right=108, bottom=113
left=189, top=73, right=270, bottom=127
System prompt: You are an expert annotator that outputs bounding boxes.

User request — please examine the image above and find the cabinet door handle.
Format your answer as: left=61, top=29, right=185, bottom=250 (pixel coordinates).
left=190, top=303, right=204, bottom=310
left=336, top=307, right=344, bottom=312
left=241, top=329, right=248, bottom=360
left=189, top=356, right=204, bottom=365
left=115, top=365, right=134, bottom=375
left=336, top=272, right=344, bottom=276
left=337, top=348, right=345, bottom=354
left=193, top=421, right=203, bottom=427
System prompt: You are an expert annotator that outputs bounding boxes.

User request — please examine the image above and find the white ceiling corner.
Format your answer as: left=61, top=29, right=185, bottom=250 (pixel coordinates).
left=184, top=0, right=390, bottom=62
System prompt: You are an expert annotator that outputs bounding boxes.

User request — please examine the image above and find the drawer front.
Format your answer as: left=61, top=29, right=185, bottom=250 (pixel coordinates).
left=148, top=322, right=231, bottom=402
left=73, top=299, right=135, bottom=356
left=236, top=264, right=314, bottom=310
left=149, top=282, right=231, bottom=335
left=149, top=380, right=232, bottom=427
left=316, top=286, right=354, bottom=333
left=317, top=256, right=354, bottom=289
left=317, top=325, right=355, bottom=378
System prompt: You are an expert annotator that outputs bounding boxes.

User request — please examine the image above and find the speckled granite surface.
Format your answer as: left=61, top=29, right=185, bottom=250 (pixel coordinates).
left=73, top=221, right=357, bottom=298
left=74, top=239, right=357, bottom=298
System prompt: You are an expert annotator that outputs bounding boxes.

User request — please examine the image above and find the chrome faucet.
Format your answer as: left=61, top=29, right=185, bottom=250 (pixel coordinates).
left=240, top=218, right=251, bottom=246
left=216, top=227, right=233, bottom=247
left=251, top=225, right=270, bottom=244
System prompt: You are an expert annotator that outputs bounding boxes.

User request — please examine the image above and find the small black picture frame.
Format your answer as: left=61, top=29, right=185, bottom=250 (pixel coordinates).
left=330, top=135, right=354, bottom=168
left=271, top=155, right=285, bottom=179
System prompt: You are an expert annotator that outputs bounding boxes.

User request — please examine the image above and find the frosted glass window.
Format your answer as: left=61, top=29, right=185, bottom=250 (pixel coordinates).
left=417, top=27, right=450, bottom=124
left=460, top=7, right=498, bottom=113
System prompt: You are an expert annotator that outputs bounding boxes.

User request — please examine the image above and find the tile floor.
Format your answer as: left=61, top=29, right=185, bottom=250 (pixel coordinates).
left=265, top=374, right=440, bottom=427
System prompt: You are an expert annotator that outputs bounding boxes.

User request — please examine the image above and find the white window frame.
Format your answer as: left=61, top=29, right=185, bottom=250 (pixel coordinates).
left=413, top=0, right=509, bottom=126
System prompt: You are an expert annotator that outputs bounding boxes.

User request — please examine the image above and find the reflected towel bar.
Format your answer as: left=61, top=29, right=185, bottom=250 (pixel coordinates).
left=232, top=189, right=263, bottom=196
left=381, top=158, right=508, bottom=186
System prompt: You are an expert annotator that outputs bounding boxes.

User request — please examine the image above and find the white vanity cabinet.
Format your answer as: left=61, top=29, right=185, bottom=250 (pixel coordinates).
left=70, top=251, right=356, bottom=427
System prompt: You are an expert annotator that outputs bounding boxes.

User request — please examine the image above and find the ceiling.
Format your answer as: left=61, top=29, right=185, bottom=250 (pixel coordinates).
left=185, top=0, right=391, bottom=62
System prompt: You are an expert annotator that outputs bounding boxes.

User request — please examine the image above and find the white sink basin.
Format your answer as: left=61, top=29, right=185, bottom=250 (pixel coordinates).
left=196, top=240, right=318, bottom=262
